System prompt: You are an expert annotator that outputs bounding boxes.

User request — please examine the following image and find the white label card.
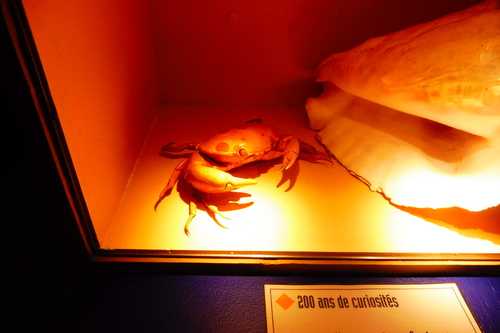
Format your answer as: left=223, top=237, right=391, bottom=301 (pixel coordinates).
left=265, top=283, right=482, bottom=333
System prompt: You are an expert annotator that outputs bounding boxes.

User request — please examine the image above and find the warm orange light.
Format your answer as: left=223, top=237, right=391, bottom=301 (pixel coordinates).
left=388, top=166, right=500, bottom=212
left=20, top=0, right=500, bottom=257
left=96, top=106, right=500, bottom=254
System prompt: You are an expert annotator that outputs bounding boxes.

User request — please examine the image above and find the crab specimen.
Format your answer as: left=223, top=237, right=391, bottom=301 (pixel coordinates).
left=154, top=119, right=331, bottom=235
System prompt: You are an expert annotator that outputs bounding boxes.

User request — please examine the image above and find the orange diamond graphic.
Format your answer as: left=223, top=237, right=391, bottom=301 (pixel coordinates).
left=276, top=293, right=294, bottom=310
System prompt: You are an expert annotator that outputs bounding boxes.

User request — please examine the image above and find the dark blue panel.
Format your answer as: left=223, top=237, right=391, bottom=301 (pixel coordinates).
left=11, top=275, right=496, bottom=332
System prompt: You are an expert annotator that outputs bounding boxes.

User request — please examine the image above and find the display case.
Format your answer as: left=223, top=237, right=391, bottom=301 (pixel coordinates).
left=3, top=0, right=499, bottom=273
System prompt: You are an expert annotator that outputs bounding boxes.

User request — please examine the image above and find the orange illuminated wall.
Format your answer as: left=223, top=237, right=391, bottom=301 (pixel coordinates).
left=22, top=0, right=159, bottom=239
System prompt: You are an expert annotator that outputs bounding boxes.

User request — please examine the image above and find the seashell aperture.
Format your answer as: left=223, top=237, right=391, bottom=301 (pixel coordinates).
left=306, top=0, right=500, bottom=211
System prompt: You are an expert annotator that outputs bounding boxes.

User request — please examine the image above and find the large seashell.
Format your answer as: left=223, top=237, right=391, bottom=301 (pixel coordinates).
left=306, top=0, right=500, bottom=211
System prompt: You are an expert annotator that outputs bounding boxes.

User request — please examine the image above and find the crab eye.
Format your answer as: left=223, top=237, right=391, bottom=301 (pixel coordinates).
left=235, top=145, right=249, bottom=157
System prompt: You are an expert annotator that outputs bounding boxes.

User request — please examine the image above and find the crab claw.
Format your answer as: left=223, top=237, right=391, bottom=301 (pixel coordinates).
left=186, top=165, right=257, bottom=193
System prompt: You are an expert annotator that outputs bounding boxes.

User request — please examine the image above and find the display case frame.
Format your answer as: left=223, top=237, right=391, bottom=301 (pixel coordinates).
left=3, top=0, right=500, bottom=275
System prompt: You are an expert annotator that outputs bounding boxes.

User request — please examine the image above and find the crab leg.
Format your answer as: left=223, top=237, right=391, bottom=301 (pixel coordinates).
left=184, top=195, right=198, bottom=236
left=184, top=192, right=230, bottom=236
left=203, top=193, right=231, bottom=221
left=298, top=140, right=332, bottom=164
left=154, top=158, right=188, bottom=211
left=278, top=136, right=300, bottom=173
left=161, top=142, right=198, bottom=153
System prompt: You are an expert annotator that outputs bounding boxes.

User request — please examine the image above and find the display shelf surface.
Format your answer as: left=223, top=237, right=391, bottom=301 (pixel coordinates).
left=101, top=105, right=500, bottom=254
